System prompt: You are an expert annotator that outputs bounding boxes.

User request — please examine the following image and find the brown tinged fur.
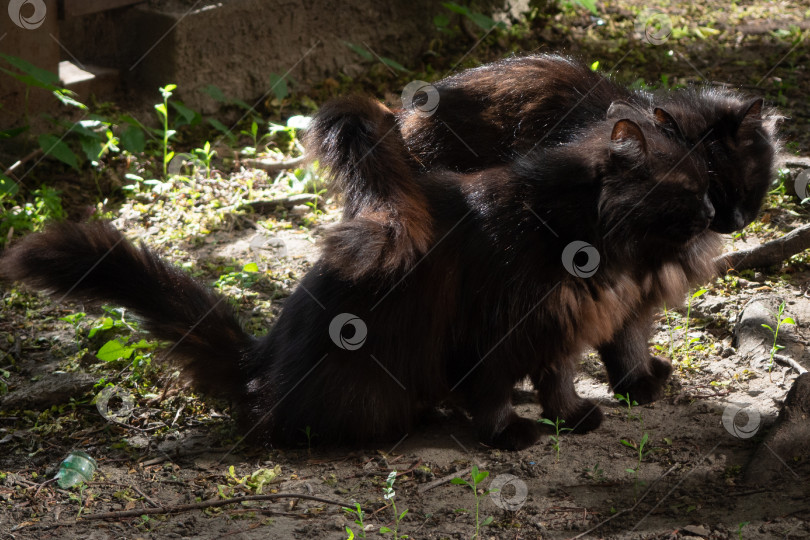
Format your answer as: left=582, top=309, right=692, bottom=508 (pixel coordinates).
left=0, top=112, right=722, bottom=451
left=0, top=222, right=254, bottom=399
left=305, top=96, right=434, bottom=280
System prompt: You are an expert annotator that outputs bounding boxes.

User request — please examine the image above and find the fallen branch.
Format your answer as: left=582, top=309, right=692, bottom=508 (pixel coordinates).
left=81, top=492, right=363, bottom=521
left=772, top=354, right=808, bottom=375
left=240, top=193, right=323, bottom=213
left=417, top=466, right=472, bottom=493
left=715, top=223, right=810, bottom=271
left=242, top=155, right=306, bottom=172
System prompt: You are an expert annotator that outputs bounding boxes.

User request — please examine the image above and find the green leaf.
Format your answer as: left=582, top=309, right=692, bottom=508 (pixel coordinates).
left=53, top=89, right=87, bottom=110
left=399, top=509, right=408, bottom=520
left=573, top=0, right=598, bottom=15
left=38, top=134, right=79, bottom=170
left=450, top=478, right=467, bottom=485
left=761, top=324, right=774, bottom=331
left=380, top=57, right=410, bottom=73
left=120, top=125, right=146, bottom=153
left=467, top=12, right=499, bottom=31
left=80, top=136, right=103, bottom=162
left=170, top=100, right=200, bottom=126
left=199, top=84, right=227, bottom=103
left=207, top=118, right=235, bottom=140
left=482, top=516, right=494, bottom=526
left=442, top=2, right=470, bottom=15
left=343, top=41, right=374, bottom=61
left=434, top=14, right=450, bottom=27
left=0, top=126, right=28, bottom=139
left=0, top=175, right=19, bottom=196
left=243, top=262, right=259, bottom=273
left=539, top=418, right=555, bottom=426
left=640, top=432, right=649, bottom=446
left=473, top=470, right=489, bottom=484
left=345, top=527, right=355, bottom=540
left=154, top=103, right=167, bottom=117
left=590, top=60, right=600, bottom=71
left=620, top=439, right=635, bottom=448
left=96, top=338, right=135, bottom=361
left=269, top=73, right=289, bottom=101
left=0, top=53, right=59, bottom=87
left=379, top=526, right=392, bottom=533
left=692, top=288, right=708, bottom=299
left=782, top=317, right=795, bottom=325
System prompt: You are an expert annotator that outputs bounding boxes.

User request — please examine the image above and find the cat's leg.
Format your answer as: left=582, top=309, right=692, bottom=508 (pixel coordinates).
left=532, top=360, right=603, bottom=433
left=456, top=368, right=542, bottom=451
left=597, top=308, right=672, bottom=405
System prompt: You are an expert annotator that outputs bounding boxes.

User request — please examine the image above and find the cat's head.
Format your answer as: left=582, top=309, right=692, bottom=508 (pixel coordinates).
left=599, top=117, right=715, bottom=250
left=651, top=89, right=779, bottom=234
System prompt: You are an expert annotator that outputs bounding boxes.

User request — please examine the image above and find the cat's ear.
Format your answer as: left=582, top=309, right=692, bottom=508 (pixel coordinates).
left=607, top=100, right=641, bottom=119
left=735, top=98, right=763, bottom=128
left=610, top=119, right=647, bottom=154
left=653, top=107, right=684, bottom=140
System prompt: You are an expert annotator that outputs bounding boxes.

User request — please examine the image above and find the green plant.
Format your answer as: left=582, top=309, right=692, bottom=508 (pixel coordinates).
left=380, top=471, right=408, bottom=538
left=584, top=463, right=605, bottom=483
left=0, top=185, right=66, bottom=246
left=621, top=432, right=651, bottom=498
left=154, top=84, right=177, bottom=178
left=343, top=502, right=367, bottom=539
left=192, top=141, right=216, bottom=178
left=761, top=301, right=795, bottom=380
left=737, top=521, right=750, bottom=539
left=539, top=417, right=572, bottom=461
left=615, top=392, right=642, bottom=429
left=451, top=465, right=495, bottom=539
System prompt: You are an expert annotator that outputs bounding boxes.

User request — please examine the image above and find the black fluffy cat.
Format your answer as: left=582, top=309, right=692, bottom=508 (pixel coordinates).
left=306, top=55, right=778, bottom=412
left=396, top=54, right=778, bottom=234
left=1, top=110, right=718, bottom=450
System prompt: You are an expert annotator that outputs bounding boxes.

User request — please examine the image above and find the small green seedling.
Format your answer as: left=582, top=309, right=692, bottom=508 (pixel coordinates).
left=451, top=465, right=495, bottom=539
left=342, top=502, right=366, bottom=539
left=192, top=141, right=216, bottom=178
left=379, top=471, right=408, bottom=538
left=737, top=521, right=750, bottom=539
left=761, top=301, right=795, bottom=381
left=621, top=432, right=651, bottom=499
left=615, top=392, right=642, bottom=428
left=154, top=84, right=177, bottom=178
left=539, top=417, right=573, bottom=461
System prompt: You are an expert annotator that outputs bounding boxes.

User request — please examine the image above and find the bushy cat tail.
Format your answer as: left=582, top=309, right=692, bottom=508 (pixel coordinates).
left=0, top=221, right=253, bottom=398
left=305, top=96, right=433, bottom=280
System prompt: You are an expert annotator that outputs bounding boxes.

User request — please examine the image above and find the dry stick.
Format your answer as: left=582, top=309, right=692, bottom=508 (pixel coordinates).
left=715, top=223, right=810, bottom=272
left=241, top=155, right=306, bottom=172
left=771, top=354, right=808, bottom=375
left=4, top=148, right=43, bottom=176
left=80, top=492, right=364, bottom=521
left=417, top=466, right=472, bottom=493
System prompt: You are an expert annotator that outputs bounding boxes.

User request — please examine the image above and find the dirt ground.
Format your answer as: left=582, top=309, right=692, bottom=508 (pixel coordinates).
left=2, top=0, right=810, bottom=539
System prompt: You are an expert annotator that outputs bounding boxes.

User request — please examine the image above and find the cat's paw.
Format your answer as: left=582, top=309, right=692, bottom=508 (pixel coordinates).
left=490, top=417, right=542, bottom=451
left=543, top=399, right=603, bottom=434
left=614, top=356, right=673, bottom=405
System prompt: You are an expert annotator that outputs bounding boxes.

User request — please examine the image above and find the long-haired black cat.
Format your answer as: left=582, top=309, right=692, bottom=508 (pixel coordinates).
left=1, top=110, right=717, bottom=450
left=396, top=54, right=778, bottom=234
